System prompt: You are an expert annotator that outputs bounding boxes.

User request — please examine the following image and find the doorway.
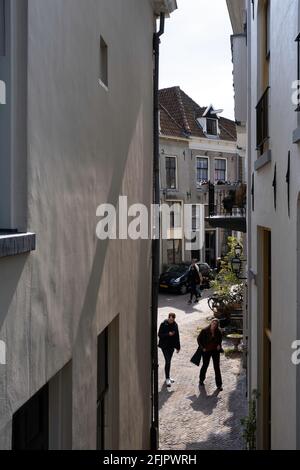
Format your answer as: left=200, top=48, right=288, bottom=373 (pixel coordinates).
left=205, top=230, right=216, bottom=267
left=97, top=317, right=119, bottom=450
left=12, top=385, right=49, bottom=450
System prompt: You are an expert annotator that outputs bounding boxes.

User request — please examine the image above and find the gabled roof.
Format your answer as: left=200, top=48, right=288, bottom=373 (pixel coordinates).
left=159, top=86, right=237, bottom=142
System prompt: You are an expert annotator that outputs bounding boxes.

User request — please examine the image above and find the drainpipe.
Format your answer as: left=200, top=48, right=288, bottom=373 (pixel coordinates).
left=246, top=0, right=252, bottom=403
left=151, top=12, right=165, bottom=451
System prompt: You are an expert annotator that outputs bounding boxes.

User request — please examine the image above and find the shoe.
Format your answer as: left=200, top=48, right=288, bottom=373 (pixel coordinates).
left=217, top=386, right=223, bottom=392
left=194, top=299, right=199, bottom=304
left=166, top=379, right=172, bottom=387
left=170, top=378, right=175, bottom=383
left=199, top=381, right=205, bottom=386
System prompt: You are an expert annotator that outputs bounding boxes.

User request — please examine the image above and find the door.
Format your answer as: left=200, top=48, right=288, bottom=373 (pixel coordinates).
left=205, top=231, right=216, bottom=267
left=258, top=228, right=272, bottom=450
left=262, top=230, right=271, bottom=449
left=97, top=328, right=108, bottom=450
left=167, top=240, right=182, bottom=265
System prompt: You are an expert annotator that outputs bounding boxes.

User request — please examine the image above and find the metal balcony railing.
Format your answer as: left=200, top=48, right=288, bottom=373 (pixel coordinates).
left=256, top=86, right=270, bottom=155
left=208, top=182, right=247, bottom=218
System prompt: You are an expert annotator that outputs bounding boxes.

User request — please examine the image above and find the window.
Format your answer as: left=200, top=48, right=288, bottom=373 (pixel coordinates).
left=206, top=118, right=218, bottom=136
left=0, top=0, right=28, bottom=231
left=165, top=156, right=177, bottom=190
left=99, top=36, right=108, bottom=89
left=215, top=159, right=227, bottom=182
left=12, top=363, right=73, bottom=450
left=196, top=157, right=209, bottom=184
left=167, top=201, right=181, bottom=229
left=192, top=205, right=200, bottom=231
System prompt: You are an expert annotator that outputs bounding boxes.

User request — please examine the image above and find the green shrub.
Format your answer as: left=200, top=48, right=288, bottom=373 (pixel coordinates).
left=211, top=236, right=243, bottom=296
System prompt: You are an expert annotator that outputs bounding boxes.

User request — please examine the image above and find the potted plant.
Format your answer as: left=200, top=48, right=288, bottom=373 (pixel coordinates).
left=210, top=237, right=244, bottom=317
left=227, top=333, right=243, bottom=351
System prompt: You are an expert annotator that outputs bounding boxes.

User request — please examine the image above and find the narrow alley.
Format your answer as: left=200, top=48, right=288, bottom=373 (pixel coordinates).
left=158, top=292, right=247, bottom=450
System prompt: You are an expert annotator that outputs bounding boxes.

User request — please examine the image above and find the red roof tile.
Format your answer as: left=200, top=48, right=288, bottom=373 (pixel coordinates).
left=159, top=86, right=237, bottom=142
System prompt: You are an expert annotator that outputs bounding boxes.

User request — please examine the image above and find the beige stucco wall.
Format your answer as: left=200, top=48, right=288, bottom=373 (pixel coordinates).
left=159, top=135, right=239, bottom=268
left=0, top=0, right=155, bottom=450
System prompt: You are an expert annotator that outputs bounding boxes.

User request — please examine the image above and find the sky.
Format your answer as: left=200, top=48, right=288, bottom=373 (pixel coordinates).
left=159, top=0, right=235, bottom=120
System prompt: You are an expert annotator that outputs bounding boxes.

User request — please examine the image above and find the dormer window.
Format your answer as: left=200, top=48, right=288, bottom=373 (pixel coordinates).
left=206, top=118, right=218, bottom=136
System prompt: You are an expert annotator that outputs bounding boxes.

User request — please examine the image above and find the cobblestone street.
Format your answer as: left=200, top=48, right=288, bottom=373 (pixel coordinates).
left=158, top=291, right=247, bottom=450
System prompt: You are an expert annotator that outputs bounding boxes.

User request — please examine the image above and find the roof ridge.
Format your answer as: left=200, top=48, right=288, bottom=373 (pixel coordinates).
left=159, top=86, right=180, bottom=93
left=175, top=87, right=191, bottom=135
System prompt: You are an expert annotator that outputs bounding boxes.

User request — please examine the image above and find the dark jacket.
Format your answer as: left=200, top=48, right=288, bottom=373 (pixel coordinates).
left=158, top=320, right=181, bottom=351
left=197, top=326, right=222, bottom=352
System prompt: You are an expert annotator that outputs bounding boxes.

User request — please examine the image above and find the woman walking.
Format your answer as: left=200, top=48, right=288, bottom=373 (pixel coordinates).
left=198, top=319, right=223, bottom=391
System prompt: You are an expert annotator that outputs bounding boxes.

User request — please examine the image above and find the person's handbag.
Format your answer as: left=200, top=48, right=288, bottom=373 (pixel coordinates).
left=190, top=346, right=202, bottom=366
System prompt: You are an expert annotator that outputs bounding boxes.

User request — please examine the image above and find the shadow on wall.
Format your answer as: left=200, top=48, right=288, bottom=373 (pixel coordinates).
left=0, top=254, right=29, bottom=331
left=73, top=100, right=145, bottom=348
left=72, top=100, right=152, bottom=448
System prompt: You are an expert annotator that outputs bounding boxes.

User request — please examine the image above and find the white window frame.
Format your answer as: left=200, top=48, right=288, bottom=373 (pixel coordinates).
left=196, top=156, right=210, bottom=187
left=191, top=204, right=201, bottom=231
left=214, top=157, right=228, bottom=183
left=206, top=117, right=219, bottom=136
left=165, top=155, right=178, bottom=190
left=165, top=200, right=183, bottom=231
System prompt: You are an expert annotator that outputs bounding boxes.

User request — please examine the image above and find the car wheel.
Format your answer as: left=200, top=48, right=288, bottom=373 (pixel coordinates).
left=180, top=284, right=187, bottom=295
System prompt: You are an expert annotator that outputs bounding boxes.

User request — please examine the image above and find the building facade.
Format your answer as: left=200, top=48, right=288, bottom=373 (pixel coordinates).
left=159, top=86, right=242, bottom=270
left=0, top=0, right=177, bottom=450
left=227, top=0, right=300, bottom=450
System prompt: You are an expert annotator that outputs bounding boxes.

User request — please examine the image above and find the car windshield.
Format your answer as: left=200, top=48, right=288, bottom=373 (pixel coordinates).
left=166, top=265, right=188, bottom=274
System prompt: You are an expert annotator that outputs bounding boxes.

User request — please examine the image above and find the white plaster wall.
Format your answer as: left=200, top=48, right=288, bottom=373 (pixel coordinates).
left=248, top=0, right=299, bottom=449
left=0, top=0, right=154, bottom=450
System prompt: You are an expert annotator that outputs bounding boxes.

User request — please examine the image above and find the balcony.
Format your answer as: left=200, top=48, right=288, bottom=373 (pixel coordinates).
left=205, top=182, right=247, bottom=233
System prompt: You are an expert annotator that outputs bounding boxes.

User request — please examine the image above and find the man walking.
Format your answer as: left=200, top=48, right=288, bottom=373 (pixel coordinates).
left=158, top=313, right=181, bottom=387
left=188, top=259, right=203, bottom=304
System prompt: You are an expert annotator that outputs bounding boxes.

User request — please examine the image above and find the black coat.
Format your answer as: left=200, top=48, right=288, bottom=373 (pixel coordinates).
left=158, top=320, right=181, bottom=351
left=197, top=326, right=222, bottom=351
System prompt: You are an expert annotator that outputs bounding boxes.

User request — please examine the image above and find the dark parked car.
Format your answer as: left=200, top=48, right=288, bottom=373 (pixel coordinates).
left=159, top=262, right=215, bottom=295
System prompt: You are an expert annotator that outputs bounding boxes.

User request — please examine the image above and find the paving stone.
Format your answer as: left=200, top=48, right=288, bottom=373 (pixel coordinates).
left=158, top=291, right=247, bottom=450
